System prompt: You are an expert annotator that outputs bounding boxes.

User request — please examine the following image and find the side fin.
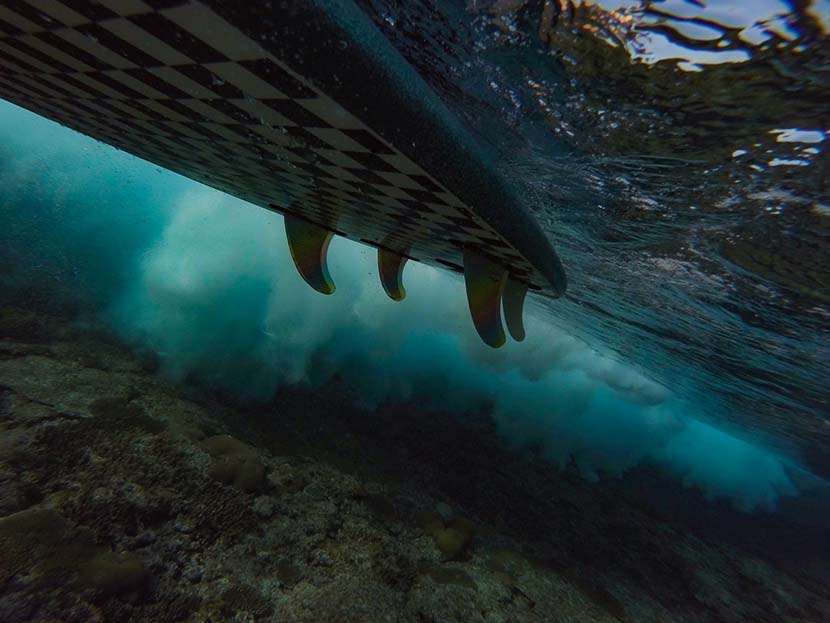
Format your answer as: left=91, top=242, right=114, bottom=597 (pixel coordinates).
left=378, top=247, right=408, bottom=301
left=284, top=214, right=336, bottom=295
left=502, top=278, right=529, bottom=342
left=463, top=247, right=508, bottom=348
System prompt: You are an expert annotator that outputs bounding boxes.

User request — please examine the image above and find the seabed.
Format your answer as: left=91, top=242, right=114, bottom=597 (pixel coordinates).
left=1, top=306, right=828, bottom=623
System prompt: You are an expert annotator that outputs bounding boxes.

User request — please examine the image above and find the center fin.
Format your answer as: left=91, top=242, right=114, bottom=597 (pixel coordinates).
left=378, top=247, right=408, bottom=301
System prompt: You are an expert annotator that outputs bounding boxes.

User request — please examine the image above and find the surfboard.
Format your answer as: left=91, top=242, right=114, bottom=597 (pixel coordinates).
left=0, top=0, right=567, bottom=347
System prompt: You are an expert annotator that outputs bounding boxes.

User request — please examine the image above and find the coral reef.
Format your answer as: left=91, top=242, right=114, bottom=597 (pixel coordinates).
left=201, top=435, right=266, bottom=493
left=0, top=306, right=828, bottom=622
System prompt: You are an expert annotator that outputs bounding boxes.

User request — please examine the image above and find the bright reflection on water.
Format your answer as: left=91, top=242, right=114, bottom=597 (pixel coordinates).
left=591, top=0, right=810, bottom=68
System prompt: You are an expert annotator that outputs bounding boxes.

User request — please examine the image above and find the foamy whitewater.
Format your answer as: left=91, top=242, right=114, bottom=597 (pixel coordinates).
left=0, top=100, right=813, bottom=512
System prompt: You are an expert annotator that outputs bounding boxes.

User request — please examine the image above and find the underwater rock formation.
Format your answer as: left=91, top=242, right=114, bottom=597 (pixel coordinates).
left=201, top=435, right=266, bottom=493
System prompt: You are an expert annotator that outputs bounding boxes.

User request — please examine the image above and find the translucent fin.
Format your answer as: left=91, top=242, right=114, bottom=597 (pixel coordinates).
left=378, top=247, right=408, bottom=301
left=284, top=214, right=335, bottom=295
left=463, top=247, right=508, bottom=348
left=502, top=278, right=528, bottom=342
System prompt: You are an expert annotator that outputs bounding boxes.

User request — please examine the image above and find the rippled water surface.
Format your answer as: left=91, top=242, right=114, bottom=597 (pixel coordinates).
left=358, top=0, right=830, bottom=473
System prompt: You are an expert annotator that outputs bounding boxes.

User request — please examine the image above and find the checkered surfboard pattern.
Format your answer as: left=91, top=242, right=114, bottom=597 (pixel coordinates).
left=0, top=0, right=555, bottom=295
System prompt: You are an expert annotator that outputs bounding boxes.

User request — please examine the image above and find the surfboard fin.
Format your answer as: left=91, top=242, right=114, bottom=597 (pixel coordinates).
left=463, top=247, right=508, bottom=348
left=502, top=278, right=529, bottom=342
left=284, top=214, right=336, bottom=295
left=378, top=248, right=408, bottom=301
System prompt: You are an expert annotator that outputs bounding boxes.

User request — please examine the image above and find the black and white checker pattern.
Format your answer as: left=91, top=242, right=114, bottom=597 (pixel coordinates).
left=0, top=0, right=550, bottom=293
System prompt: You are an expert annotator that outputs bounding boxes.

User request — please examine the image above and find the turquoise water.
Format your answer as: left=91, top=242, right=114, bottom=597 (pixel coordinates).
left=1, top=0, right=828, bottom=517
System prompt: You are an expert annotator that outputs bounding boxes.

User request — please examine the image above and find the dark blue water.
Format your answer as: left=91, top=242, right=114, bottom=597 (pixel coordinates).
left=360, top=0, right=830, bottom=472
